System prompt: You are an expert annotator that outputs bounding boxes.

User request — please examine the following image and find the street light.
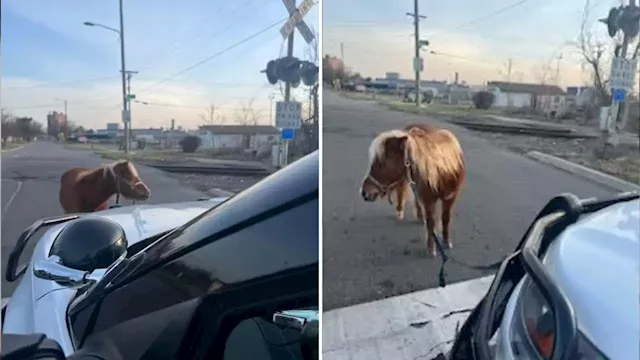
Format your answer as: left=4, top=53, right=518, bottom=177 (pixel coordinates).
left=83, top=0, right=130, bottom=154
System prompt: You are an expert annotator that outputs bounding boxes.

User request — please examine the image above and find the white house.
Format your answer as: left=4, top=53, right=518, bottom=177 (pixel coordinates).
left=196, top=125, right=280, bottom=151
left=486, top=81, right=567, bottom=115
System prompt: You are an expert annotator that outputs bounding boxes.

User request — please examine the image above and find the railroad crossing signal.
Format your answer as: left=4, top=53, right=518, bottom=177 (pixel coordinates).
left=280, top=0, right=316, bottom=44
left=262, top=58, right=318, bottom=86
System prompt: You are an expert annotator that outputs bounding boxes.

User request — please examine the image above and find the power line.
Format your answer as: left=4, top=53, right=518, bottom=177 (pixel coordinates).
left=133, top=100, right=270, bottom=111
left=428, top=0, right=530, bottom=36
left=137, top=16, right=289, bottom=94
left=136, top=0, right=270, bottom=73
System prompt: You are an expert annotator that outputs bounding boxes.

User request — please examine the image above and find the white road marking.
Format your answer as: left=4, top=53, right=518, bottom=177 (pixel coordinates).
left=2, top=180, right=23, bottom=219
left=323, top=275, right=493, bottom=360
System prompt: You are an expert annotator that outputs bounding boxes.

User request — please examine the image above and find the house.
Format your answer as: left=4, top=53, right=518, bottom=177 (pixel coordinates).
left=197, top=125, right=280, bottom=150
left=486, top=81, right=567, bottom=115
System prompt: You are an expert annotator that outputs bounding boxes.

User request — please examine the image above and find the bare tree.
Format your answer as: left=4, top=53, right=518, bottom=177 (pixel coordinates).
left=534, top=59, right=553, bottom=85
left=199, top=103, right=226, bottom=125
left=577, top=0, right=613, bottom=106
left=304, top=27, right=319, bottom=65
left=234, top=98, right=263, bottom=125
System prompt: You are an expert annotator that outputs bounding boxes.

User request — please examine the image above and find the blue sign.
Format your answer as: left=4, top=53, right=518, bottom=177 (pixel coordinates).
left=613, top=88, right=626, bottom=102
left=281, top=128, right=295, bottom=140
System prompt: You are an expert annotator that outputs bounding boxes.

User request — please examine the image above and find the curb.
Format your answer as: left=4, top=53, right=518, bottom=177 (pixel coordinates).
left=527, top=151, right=640, bottom=193
left=1, top=145, right=24, bottom=154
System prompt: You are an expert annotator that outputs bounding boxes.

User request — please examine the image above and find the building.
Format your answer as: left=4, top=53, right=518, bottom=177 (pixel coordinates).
left=197, top=125, right=279, bottom=150
left=385, top=72, right=400, bottom=81
left=486, top=81, right=566, bottom=114
left=46, top=111, right=67, bottom=138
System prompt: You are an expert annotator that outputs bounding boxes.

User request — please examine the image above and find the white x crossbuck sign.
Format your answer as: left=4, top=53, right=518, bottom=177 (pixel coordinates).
left=280, top=0, right=316, bottom=44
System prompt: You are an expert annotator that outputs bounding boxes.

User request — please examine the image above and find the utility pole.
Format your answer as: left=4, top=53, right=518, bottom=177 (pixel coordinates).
left=268, top=93, right=275, bottom=125
left=123, top=70, right=138, bottom=146
left=555, top=53, right=563, bottom=86
left=340, top=42, right=344, bottom=62
left=506, top=58, right=513, bottom=107
left=118, top=0, right=130, bottom=155
left=408, top=1, right=427, bottom=107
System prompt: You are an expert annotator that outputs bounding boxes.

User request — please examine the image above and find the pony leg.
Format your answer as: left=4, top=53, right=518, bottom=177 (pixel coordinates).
left=414, top=198, right=424, bottom=221
left=423, top=201, right=438, bottom=257
left=441, top=195, right=458, bottom=249
left=395, top=181, right=410, bottom=220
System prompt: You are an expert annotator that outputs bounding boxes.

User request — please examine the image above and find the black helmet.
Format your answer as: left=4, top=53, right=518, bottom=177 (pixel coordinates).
left=50, top=217, right=128, bottom=271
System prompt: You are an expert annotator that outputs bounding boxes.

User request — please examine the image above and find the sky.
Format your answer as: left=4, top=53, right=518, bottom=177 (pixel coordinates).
left=1, top=0, right=319, bottom=130
left=323, top=0, right=633, bottom=88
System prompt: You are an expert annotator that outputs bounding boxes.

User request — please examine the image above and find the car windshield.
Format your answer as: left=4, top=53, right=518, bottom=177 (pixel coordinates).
left=104, top=151, right=319, bottom=292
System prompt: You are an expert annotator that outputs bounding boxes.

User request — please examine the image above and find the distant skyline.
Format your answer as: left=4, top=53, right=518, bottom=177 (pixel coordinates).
left=323, top=0, right=627, bottom=88
left=1, top=0, right=319, bottom=130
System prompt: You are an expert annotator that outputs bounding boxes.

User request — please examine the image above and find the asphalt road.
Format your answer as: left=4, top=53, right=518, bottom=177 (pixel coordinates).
left=1, top=141, right=208, bottom=297
left=322, top=90, right=614, bottom=311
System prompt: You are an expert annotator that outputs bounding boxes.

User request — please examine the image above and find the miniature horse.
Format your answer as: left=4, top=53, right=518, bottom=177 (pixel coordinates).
left=360, top=124, right=466, bottom=256
left=59, top=159, right=151, bottom=214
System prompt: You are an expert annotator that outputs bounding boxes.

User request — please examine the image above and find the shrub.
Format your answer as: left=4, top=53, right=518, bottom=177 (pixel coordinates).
left=472, top=91, right=495, bottom=110
left=179, top=135, right=202, bottom=153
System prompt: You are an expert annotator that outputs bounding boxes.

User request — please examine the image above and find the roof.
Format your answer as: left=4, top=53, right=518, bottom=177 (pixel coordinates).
left=199, top=125, right=280, bottom=135
left=487, top=81, right=566, bottom=95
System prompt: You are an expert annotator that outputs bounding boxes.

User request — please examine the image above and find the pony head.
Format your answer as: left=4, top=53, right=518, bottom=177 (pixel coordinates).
left=106, top=160, right=151, bottom=201
left=360, top=129, right=409, bottom=202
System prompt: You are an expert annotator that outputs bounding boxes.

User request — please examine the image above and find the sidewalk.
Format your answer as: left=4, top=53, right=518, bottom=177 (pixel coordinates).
left=323, top=276, right=493, bottom=360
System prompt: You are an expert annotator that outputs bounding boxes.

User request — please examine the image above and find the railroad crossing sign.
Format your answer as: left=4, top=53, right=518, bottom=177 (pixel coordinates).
left=280, top=0, right=316, bottom=44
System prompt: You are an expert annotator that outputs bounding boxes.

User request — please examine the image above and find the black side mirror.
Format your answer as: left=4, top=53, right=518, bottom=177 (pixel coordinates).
left=1, top=333, right=66, bottom=360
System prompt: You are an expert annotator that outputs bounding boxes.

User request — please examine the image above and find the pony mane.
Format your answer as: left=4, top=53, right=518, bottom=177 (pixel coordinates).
left=404, top=127, right=464, bottom=192
left=367, top=129, right=408, bottom=167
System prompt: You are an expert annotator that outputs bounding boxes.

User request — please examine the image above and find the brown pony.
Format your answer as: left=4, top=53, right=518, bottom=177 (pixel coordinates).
left=59, top=159, right=151, bottom=214
left=360, top=124, right=466, bottom=256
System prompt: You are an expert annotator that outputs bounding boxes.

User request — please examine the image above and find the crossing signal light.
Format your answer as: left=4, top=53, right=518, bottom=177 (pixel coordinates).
left=262, top=57, right=318, bottom=86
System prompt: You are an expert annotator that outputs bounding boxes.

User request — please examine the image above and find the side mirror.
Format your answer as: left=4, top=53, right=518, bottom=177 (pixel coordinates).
left=33, top=255, right=102, bottom=287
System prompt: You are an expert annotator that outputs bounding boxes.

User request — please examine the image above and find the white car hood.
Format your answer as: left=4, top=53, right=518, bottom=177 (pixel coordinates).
left=82, top=197, right=228, bottom=248
left=2, top=197, right=228, bottom=355
left=542, top=198, right=639, bottom=359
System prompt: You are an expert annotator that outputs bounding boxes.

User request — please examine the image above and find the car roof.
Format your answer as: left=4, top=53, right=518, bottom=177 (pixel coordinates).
left=542, top=198, right=639, bottom=359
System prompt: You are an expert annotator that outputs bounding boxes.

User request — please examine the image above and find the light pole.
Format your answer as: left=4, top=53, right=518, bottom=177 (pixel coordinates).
left=268, top=93, right=275, bottom=125
left=84, top=0, right=130, bottom=154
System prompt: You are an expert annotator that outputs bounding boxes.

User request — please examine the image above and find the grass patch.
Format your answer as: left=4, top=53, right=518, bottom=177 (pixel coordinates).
left=385, top=101, right=506, bottom=118
left=1, top=142, right=23, bottom=152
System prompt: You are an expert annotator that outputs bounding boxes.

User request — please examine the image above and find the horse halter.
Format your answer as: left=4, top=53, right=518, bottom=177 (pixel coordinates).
left=366, top=144, right=417, bottom=195
left=110, top=168, right=143, bottom=205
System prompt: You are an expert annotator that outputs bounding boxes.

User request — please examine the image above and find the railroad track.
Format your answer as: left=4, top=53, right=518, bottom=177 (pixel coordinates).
left=148, top=164, right=271, bottom=176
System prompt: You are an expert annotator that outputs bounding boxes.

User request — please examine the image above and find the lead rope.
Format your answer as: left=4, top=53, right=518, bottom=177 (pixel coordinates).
left=403, top=145, right=503, bottom=287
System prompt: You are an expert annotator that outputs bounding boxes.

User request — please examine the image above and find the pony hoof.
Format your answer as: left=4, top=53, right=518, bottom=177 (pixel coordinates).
left=396, top=210, right=405, bottom=220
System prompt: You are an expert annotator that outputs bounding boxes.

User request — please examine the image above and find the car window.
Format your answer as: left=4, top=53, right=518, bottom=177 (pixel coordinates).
left=71, top=197, right=318, bottom=343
